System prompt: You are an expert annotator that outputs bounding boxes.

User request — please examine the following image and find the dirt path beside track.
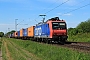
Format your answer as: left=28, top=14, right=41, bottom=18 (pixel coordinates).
left=0, top=37, right=2, bottom=60
left=8, top=39, right=41, bottom=60
left=0, top=51, right=2, bottom=60
left=1, top=38, right=41, bottom=60
left=3, top=39, right=13, bottom=60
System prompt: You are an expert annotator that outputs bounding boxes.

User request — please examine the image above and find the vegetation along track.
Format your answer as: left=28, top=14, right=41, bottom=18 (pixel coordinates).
left=2, top=39, right=13, bottom=60
left=2, top=38, right=41, bottom=60
left=59, top=41, right=90, bottom=53
left=33, top=40, right=90, bottom=53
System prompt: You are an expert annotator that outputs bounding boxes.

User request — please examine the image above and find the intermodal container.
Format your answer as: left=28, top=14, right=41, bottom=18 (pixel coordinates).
left=34, top=24, right=50, bottom=38
left=17, top=31, right=20, bottom=37
left=20, top=28, right=23, bottom=37
left=15, top=31, right=18, bottom=37
left=27, top=26, right=35, bottom=37
left=23, top=28, right=28, bottom=36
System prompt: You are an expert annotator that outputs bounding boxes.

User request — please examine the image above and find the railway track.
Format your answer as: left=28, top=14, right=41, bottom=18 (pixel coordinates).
left=34, top=40, right=90, bottom=53
left=60, top=41, right=90, bottom=53
left=40, top=41, right=90, bottom=53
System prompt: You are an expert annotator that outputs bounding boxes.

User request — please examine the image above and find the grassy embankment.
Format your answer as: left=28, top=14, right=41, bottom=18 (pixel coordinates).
left=2, top=38, right=90, bottom=60
left=68, top=33, right=90, bottom=42
left=0, top=37, right=2, bottom=50
left=2, top=38, right=40, bottom=60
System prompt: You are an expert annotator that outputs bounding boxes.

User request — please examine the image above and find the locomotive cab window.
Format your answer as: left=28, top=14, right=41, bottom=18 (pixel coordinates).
left=52, top=22, right=66, bottom=29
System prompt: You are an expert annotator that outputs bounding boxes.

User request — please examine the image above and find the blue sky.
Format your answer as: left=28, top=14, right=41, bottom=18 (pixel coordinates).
left=0, top=0, right=90, bottom=33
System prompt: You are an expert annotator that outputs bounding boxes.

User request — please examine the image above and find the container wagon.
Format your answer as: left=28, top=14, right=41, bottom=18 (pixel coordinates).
left=14, top=31, right=18, bottom=38
left=27, top=26, right=35, bottom=40
left=23, top=28, right=28, bottom=39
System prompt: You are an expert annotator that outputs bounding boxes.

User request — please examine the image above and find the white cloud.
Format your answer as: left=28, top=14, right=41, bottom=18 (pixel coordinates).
left=57, top=13, right=72, bottom=16
left=0, top=24, right=14, bottom=26
left=0, top=23, right=32, bottom=33
left=0, top=23, right=15, bottom=33
left=57, top=13, right=62, bottom=15
left=63, top=13, right=72, bottom=16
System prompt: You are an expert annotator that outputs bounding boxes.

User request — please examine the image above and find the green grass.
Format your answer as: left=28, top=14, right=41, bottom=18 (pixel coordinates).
left=1, top=38, right=7, bottom=60
left=2, top=38, right=27, bottom=60
left=0, top=37, right=2, bottom=50
left=2, top=44, right=7, bottom=60
left=7, top=42, right=26, bottom=60
left=2, top=38, right=41, bottom=60
left=68, top=33, right=90, bottom=42
left=7, top=38, right=90, bottom=60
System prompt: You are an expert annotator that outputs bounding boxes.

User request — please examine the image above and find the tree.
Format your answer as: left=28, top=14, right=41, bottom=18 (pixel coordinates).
left=68, top=28, right=78, bottom=35
left=5, top=30, right=15, bottom=37
left=68, top=19, right=90, bottom=36
left=76, top=19, right=90, bottom=33
left=0, top=32, right=4, bottom=37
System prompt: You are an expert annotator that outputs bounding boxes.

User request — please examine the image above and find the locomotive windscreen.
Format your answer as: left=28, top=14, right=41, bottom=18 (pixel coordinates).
left=52, top=22, right=66, bottom=29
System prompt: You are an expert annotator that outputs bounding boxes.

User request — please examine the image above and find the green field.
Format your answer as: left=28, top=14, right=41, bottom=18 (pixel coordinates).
left=68, top=33, right=90, bottom=42
left=0, top=37, right=2, bottom=50
left=1, top=38, right=90, bottom=60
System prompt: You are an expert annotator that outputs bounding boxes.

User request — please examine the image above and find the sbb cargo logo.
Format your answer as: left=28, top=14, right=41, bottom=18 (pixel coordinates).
left=35, top=27, right=42, bottom=35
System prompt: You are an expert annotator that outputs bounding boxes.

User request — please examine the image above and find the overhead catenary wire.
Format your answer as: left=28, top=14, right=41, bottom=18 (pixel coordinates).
left=41, top=0, right=59, bottom=13
left=17, top=20, right=24, bottom=25
left=34, top=16, right=39, bottom=23
left=44, top=0, right=70, bottom=14
left=73, top=0, right=86, bottom=6
left=57, top=0, right=87, bottom=16
left=59, top=3, right=90, bottom=16
left=34, top=0, right=60, bottom=23
left=34, top=0, right=89, bottom=23
left=34, top=0, right=70, bottom=23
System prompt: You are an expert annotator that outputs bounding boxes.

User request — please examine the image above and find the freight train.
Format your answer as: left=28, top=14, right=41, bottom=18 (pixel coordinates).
left=10, top=17, right=68, bottom=44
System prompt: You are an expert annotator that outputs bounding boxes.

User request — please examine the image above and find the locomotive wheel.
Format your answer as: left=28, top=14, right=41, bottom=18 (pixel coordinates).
left=47, top=40, right=50, bottom=44
left=47, top=40, right=51, bottom=44
left=39, top=38, right=42, bottom=42
left=59, top=40, right=65, bottom=45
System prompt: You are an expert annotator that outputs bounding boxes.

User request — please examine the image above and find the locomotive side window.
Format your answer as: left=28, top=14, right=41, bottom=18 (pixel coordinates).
left=52, top=22, right=66, bottom=29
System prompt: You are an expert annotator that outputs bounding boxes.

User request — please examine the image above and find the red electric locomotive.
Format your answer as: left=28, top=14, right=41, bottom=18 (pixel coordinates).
left=46, top=17, right=68, bottom=44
